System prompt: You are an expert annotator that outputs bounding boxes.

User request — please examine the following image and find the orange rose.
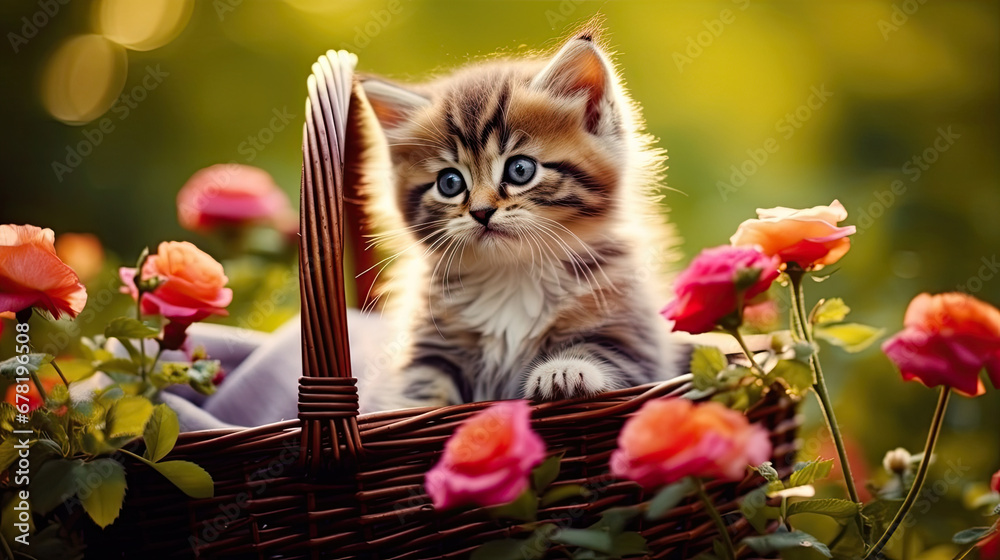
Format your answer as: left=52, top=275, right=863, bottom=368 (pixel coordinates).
left=55, top=233, right=105, bottom=284
left=425, top=400, right=546, bottom=510
left=177, top=164, right=296, bottom=233
left=119, top=241, right=232, bottom=324
left=4, top=373, right=60, bottom=412
left=611, top=399, right=772, bottom=488
left=882, top=293, right=1000, bottom=396
left=730, top=200, right=856, bottom=270
left=0, top=224, right=87, bottom=319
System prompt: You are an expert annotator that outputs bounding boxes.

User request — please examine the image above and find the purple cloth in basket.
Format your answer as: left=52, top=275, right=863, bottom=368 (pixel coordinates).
left=164, top=311, right=394, bottom=432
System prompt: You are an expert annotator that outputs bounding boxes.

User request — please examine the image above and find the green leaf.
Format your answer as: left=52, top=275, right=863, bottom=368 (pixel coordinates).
left=786, top=498, right=861, bottom=519
left=647, top=478, right=694, bottom=520
left=953, top=526, right=996, bottom=545
left=811, top=298, right=850, bottom=325
left=610, top=532, right=648, bottom=556
left=106, top=396, right=154, bottom=438
left=144, top=460, right=215, bottom=499
left=30, top=409, right=70, bottom=454
left=741, top=487, right=781, bottom=534
left=143, top=404, right=180, bottom=462
left=743, top=530, right=832, bottom=558
left=33, top=458, right=84, bottom=514
left=0, top=353, right=52, bottom=378
left=489, top=488, right=537, bottom=522
left=755, top=462, right=781, bottom=483
left=814, top=323, right=885, bottom=353
left=789, top=459, right=834, bottom=488
left=150, top=362, right=191, bottom=388
left=78, top=458, right=127, bottom=528
left=532, top=452, right=564, bottom=492
left=690, top=346, right=728, bottom=390
left=0, top=437, right=19, bottom=471
left=766, top=359, right=815, bottom=397
left=105, top=317, right=160, bottom=340
left=590, top=506, right=641, bottom=534
left=550, top=528, right=613, bottom=554
left=95, top=358, right=140, bottom=376
left=540, top=484, right=588, bottom=507
left=471, top=537, right=543, bottom=560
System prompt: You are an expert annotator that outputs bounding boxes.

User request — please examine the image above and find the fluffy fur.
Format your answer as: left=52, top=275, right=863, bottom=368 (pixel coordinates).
left=355, top=25, right=682, bottom=409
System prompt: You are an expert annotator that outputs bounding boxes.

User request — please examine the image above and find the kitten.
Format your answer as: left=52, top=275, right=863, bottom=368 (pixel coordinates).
left=356, top=26, right=682, bottom=409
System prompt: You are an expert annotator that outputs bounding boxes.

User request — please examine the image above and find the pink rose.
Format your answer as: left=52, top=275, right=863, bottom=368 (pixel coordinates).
left=177, top=164, right=296, bottom=233
left=425, top=400, right=546, bottom=510
left=730, top=200, right=855, bottom=270
left=661, top=245, right=780, bottom=334
left=882, top=293, right=1000, bottom=397
left=120, top=241, right=233, bottom=324
left=991, top=469, right=1000, bottom=494
left=611, top=399, right=772, bottom=488
left=0, top=224, right=87, bottom=319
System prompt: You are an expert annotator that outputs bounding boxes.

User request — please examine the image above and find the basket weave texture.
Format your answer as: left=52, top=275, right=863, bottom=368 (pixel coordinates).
left=92, top=50, right=801, bottom=559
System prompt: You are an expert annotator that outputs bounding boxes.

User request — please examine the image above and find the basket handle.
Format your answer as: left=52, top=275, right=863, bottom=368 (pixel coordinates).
left=297, top=50, right=367, bottom=470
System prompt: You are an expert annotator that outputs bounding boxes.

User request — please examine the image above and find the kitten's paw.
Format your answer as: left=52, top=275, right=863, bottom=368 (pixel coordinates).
left=524, top=357, right=609, bottom=400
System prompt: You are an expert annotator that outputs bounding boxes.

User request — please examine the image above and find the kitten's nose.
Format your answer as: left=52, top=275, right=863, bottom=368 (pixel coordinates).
left=470, top=207, right=496, bottom=227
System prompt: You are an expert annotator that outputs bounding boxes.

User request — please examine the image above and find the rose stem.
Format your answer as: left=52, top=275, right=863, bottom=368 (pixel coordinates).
left=726, top=327, right=766, bottom=378
left=49, top=359, right=71, bottom=388
left=864, top=387, right=950, bottom=559
left=694, top=478, right=737, bottom=560
left=787, top=269, right=864, bottom=535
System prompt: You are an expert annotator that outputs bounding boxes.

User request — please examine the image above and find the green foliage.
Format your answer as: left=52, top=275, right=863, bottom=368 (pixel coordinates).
left=532, top=452, right=564, bottom=492
left=765, top=359, right=815, bottom=397
left=77, top=459, right=128, bottom=528
left=788, top=459, right=835, bottom=488
left=138, top=459, right=214, bottom=499
left=691, top=346, right=728, bottom=390
left=813, top=323, right=884, bottom=353
left=489, top=488, right=537, bottom=523
left=105, top=396, right=154, bottom=438
left=105, top=317, right=161, bottom=340
left=952, top=526, right=995, bottom=545
left=540, top=484, right=588, bottom=507
left=786, top=498, right=861, bottom=520
left=810, top=298, right=850, bottom=325
left=743, top=529, right=832, bottom=558
left=143, top=405, right=180, bottom=462
left=0, top=353, right=51, bottom=379
left=647, top=478, right=694, bottom=520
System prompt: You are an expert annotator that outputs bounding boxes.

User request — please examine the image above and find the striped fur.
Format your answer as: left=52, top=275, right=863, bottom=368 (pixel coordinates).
left=357, top=26, right=682, bottom=409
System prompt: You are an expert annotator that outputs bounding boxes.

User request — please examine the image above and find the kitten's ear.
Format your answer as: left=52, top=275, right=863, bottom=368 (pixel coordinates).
left=360, top=78, right=431, bottom=129
left=531, top=35, right=612, bottom=133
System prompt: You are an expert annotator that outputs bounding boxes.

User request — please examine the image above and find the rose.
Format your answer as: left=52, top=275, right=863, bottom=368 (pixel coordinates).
left=55, top=232, right=105, bottom=284
left=4, top=373, right=60, bottom=412
left=981, top=531, right=999, bottom=560
left=992, top=468, right=1000, bottom=494
left=0, top=224, right=87, bottom=319
left=425, top=400, right=546, bottom=510
left=882, top=293, right=1000, bottom=396
left=120, top=241, right=232, bottom=323
left=177, top=164, right=296, bottom=233
left=661, top=245, right=780, bottom=334
left=730, top=200, right=856, bottom=270
left=610, top=398, right=772, bottom=488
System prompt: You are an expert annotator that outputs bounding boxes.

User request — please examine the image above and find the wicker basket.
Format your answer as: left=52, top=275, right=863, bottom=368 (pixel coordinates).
left=90, top=50, right=801, bottom=559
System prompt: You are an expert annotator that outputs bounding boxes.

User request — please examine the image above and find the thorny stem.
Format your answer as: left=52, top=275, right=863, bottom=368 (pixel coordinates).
left=864, top=388, right=951, bottom=559
left=787, top=269, right=864, bottom=536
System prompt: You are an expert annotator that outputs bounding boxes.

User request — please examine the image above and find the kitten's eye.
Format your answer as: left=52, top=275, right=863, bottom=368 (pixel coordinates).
left=504, top=156, right=537, bottom=186
left=436, top=169, right=466, bottom=197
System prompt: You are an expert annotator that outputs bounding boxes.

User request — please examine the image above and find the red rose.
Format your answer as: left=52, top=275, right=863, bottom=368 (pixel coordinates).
left=661, top=245, right=780, bottom=334
left=0, top=224, right=87, bottom=319
left=882, top=293, right=1000, bottom=396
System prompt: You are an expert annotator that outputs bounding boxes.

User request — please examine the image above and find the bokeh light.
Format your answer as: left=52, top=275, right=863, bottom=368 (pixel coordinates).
left=40, top=34, right=128, bottom=125
left=96, top=0, right=194, bottom=52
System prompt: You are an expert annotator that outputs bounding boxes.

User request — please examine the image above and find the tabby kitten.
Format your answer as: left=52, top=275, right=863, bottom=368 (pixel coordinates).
left=357, top=27, right=681, bottom=409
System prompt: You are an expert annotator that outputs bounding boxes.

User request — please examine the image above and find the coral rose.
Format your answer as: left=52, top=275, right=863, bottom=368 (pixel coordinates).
left=730, top=200, right=856, bottom=270
left=120, top=241, right=232, bottom=324
left=177, top=164, right=296, bottom=233
left=55, top=233, right=105, bottom=284
left=611, top=399, right=772, bottom=488
left=661, top=245, right=780, bottom=334
left=980, top=531, right=999, bottom=560
left=882, top=293, right=1000, bottom=396
left=425, top=400, right=546, bottom=510
left=4, top=373, right=60, bottom=412
left=0, top=224, right=87, bottom=319
left=992, top=469, right=1000, bottom=493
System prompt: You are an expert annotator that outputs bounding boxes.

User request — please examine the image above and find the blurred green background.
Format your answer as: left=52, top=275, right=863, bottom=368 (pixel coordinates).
left=1, top=0, right=998, bottom=556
